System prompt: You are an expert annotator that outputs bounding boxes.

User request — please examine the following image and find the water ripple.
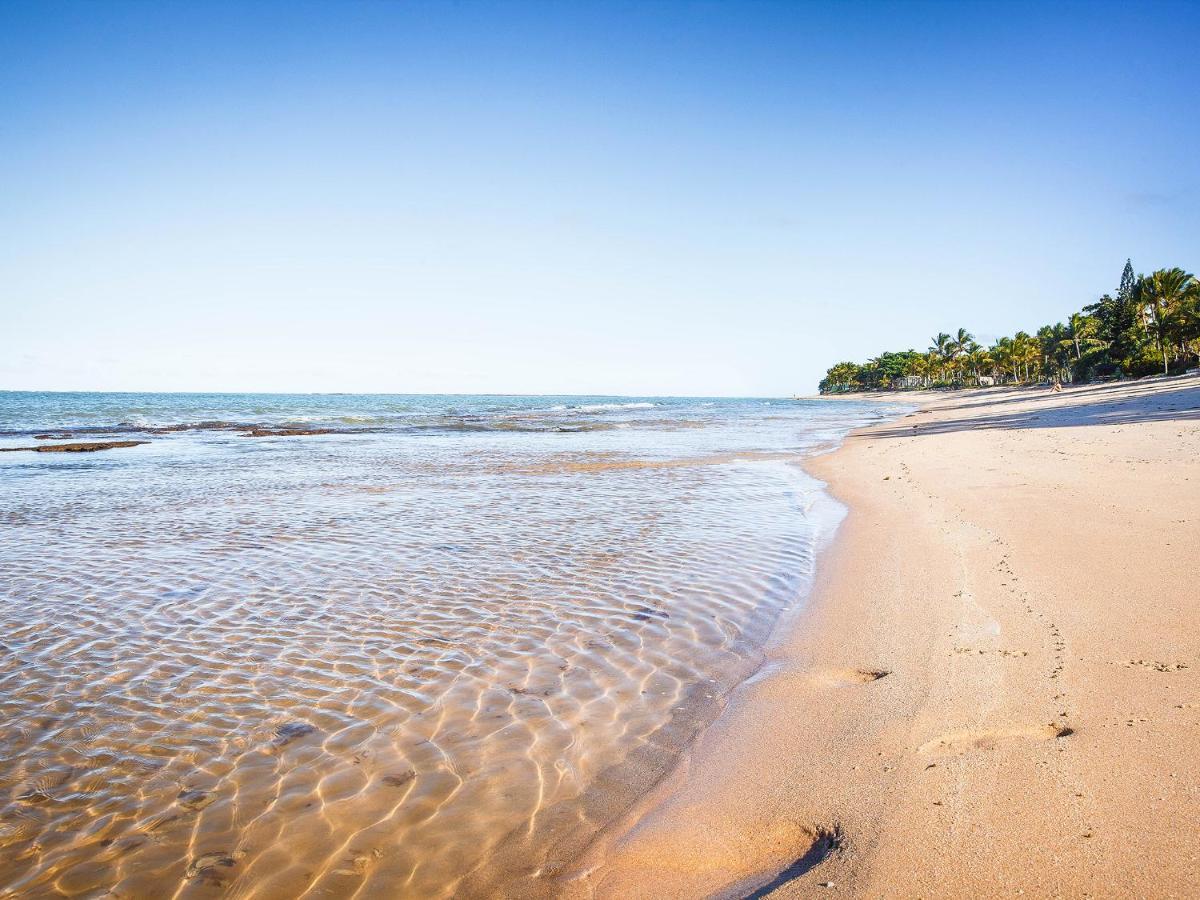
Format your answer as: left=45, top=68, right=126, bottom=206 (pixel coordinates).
left=0, top=399, right=890, bottom=898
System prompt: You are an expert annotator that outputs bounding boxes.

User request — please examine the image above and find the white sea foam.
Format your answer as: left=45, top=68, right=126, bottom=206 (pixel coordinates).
left=573, top=401, right=658, bottom=412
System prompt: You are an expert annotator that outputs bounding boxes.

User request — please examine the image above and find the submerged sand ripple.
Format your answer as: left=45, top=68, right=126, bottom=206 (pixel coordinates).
left=0, top=440, right=835, bottom=897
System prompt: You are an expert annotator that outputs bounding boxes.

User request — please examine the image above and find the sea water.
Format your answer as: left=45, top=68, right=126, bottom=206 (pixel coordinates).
left=0, top=392, right=898, bottom=897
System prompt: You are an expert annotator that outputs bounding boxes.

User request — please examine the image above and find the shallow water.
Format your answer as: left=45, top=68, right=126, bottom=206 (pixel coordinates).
left=0, top=393, right=897, bottom=898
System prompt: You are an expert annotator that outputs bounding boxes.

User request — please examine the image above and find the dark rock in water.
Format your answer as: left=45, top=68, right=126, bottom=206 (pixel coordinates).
left=381, top=770, right=417, bottom=788
left=241, top=427, right=336, bottom=437
left=178, top=789, right=217, bottom=811
left=186, top=850, right=241, bottom=882
left=155, top=420, right=242, bottom=433
left=273, top=722, right=318, bottom=746
left=0, top=440, right=149, bottom=453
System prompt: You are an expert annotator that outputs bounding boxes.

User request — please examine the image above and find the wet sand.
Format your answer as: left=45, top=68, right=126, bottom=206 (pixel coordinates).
left=566, top=378, right=1200, bottom=898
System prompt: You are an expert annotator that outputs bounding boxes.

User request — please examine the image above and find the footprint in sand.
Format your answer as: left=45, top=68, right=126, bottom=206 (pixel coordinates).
left=920, top=724, right=1073, bottom=756
left=729, top=830, right=844, bottom=897
left=718, top=824, right=844, bottom=900
left=812, top=668, right=891, bottom=686
left=1121, top=659, right=1189, bottom=673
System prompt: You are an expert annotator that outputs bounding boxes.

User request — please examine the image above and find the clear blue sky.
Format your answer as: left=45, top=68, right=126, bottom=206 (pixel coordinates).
left=2, top=1, right=1197, bottom=395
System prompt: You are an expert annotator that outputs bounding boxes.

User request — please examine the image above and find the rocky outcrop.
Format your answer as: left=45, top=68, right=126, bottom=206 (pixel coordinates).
left=0, top=440, right=149, bottom=453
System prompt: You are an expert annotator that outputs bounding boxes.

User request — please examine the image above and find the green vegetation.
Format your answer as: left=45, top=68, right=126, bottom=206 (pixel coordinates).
left=819, top=260, right=1200, bottom=393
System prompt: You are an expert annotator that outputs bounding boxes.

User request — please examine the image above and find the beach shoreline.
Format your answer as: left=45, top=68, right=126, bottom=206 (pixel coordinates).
left=564, top=377, right=1200, bottom=898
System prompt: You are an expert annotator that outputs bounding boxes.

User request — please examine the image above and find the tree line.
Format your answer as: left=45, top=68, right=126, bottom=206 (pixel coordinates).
left=819, top=260, right=1200, bottom=393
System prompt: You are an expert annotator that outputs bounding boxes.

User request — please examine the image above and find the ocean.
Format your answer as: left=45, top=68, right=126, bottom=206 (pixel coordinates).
left=0, top=391, right=901, bottom=897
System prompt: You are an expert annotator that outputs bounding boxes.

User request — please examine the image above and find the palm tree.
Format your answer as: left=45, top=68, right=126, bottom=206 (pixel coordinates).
left=951, top=328, right=975, bottom=359
left=929, top=333, right=953, bottom=382
left=1138, top=268, right=1199, bottom=374
left=1010, top=332, right=1033, bottom=382
left=968, top=347, right=991, bottom=384
left=908, top=354, right=931, bottom=388
left=992, top=337, right=1016, bottom=383
left=1018, top=333, right=1040, bottom=382
left=1037, top=325, right=1059, bottom=380
left=1067, top=312, right=1101, bottom=362
left=926, top=351, right=941, bottom=385
left=1180, top=283, right=1200, bottom=364
left=825, top=361, right=860, bottom=392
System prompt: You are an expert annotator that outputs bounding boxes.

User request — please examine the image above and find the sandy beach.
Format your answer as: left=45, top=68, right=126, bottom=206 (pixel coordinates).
left=567, top=377, right=1200, bottom=898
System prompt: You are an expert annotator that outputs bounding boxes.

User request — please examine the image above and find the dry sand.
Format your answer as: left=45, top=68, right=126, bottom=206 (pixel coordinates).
left=563, top=377, right=1200, bottom=899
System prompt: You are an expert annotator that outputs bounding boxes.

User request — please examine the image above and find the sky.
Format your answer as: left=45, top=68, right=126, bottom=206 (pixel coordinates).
left=2, top=1, right=1198, bottom=395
